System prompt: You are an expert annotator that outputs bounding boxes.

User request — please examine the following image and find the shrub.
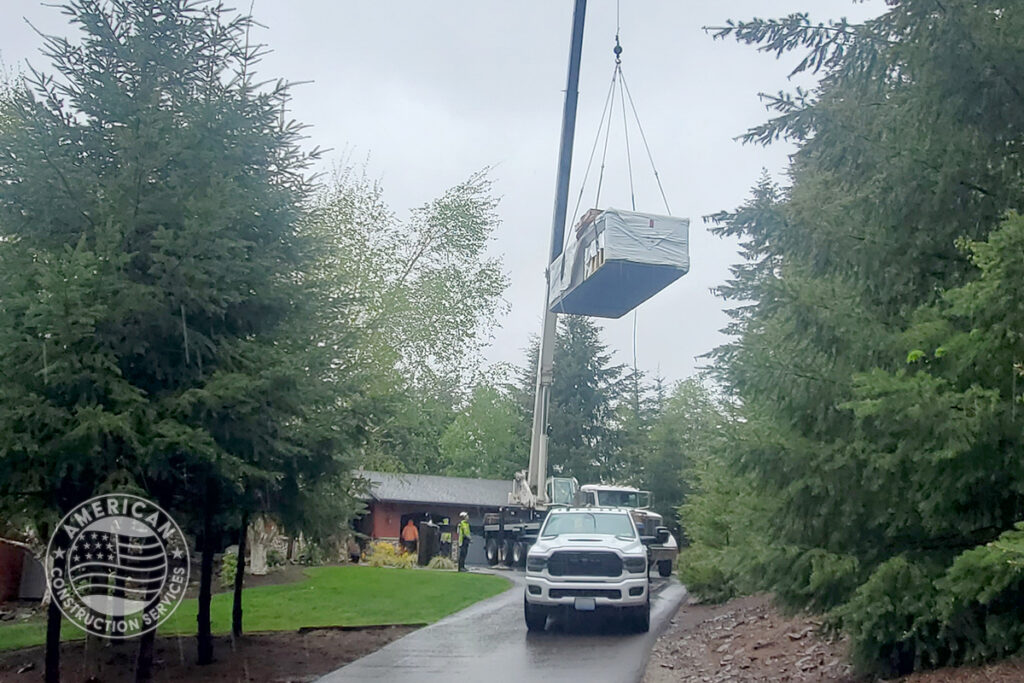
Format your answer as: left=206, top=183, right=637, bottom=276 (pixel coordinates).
left=677, top=545, right=740, bottom=603
left=366, top=541, right=416, bottom=569
left=267, top=548, right=285, bottom=567
left=297, top=543, right=327, bottom=566
left=427, top=556, right=456, bottom=570
left=833, top=556, right=945, bottom=677
left=220, top=552, right=238, bottom=588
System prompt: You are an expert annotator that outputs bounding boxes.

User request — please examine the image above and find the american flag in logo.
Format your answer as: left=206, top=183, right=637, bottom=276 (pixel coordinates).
left=68, top=526, right=166, bottom=610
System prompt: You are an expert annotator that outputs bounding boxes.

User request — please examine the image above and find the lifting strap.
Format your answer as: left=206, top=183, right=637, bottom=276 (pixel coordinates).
left=565, top=1, right=673, bottom=409
left=568, top=12, right=673, bottom=256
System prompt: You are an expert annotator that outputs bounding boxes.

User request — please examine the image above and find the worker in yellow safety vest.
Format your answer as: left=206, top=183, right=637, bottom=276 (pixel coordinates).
left=457, top=511, right=471, bottom=572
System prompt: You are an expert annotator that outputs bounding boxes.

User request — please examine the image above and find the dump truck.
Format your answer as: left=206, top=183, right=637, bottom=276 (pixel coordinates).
left=577, top=484, right=678, bottom=577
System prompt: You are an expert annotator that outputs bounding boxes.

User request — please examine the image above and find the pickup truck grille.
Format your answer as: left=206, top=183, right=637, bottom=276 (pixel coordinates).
left=547, top=551, right=622, bottom=577
left=549, top=588, right=621, bottom=599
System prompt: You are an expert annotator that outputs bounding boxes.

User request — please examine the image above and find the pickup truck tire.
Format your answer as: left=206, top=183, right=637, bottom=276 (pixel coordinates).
left=657, top=559, right=672, bottom=577
left=524, top=596, right=547, bottom=632
left=630, top=598, right=651, bottom=633
left=485, top=537, right=499, bottom=566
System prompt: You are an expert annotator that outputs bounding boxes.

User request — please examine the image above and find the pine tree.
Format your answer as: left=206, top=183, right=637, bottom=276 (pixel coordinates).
left=687, top=1, right=1024, bottom=674
left=0, top=1, right=359, bottom=675
left=518, top=316, right=625, bottom=485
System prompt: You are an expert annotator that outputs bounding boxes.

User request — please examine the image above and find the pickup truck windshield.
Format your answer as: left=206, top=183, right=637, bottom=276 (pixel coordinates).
left=541, top=512, right=635, bottom=538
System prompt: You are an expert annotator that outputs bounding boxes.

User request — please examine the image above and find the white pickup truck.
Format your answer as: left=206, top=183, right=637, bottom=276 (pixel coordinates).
left=523, top=507, right=668, bottom=633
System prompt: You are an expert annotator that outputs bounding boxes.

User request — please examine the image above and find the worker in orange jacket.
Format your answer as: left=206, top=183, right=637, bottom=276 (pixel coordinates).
left=401, top=519, right=419, bottom=554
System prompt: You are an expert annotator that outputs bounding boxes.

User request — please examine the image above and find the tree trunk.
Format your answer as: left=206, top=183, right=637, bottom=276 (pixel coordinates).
left=196, top=481, right=216, bottom=665
left=232, top=509, right=248, bottom=638
left=286, top=535, right=295, bottom=562
left=249, top=516, right=269, bottom=575
left=134, top=628, right=156, bottom=683
left=44, top=597, right=61, bottom=683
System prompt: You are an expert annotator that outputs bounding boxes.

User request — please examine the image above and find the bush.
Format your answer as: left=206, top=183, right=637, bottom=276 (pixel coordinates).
left=427, top=556, right=456, bottom=570
left=366, top=541, right=416, bottom=569
left=827, top=525, right=1024, bottom=677
left=267, top=548, right=285, bottom=567
left=834, top=555, right=945, bottom=677
left=220, top=552, right=238, bottom=588
left=677, top=545, right=739, bottom=603
left=297, top=543, right=327, bottom=566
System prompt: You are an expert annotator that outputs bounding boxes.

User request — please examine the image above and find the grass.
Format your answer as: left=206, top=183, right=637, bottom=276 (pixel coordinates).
left=0, top=565, right=510, bottom=651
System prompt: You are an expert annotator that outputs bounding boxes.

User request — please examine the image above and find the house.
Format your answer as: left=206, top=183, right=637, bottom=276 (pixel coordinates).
left=355, top=470, right=512, bottom=564
left=0, top=538, right=45, bottom=602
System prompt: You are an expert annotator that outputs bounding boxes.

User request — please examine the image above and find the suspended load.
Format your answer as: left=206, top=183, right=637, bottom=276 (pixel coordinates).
left=548, top=207, right=689, bottom=319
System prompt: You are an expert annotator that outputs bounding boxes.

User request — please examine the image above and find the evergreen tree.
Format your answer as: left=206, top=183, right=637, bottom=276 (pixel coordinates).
left=685, top=1, right=1024, bottom=674
left=0, top=1, right=359, bottom=675
left=519, top=316, right=625, bottom=485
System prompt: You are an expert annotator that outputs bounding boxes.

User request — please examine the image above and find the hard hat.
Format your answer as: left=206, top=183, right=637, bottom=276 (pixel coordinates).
left=460, top=511, right=468, bottom=518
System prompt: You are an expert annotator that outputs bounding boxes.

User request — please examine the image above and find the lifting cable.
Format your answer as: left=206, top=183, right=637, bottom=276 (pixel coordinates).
left=564, top=0, right=673, bottom=410
left=567, top=4, right=672, bottom=254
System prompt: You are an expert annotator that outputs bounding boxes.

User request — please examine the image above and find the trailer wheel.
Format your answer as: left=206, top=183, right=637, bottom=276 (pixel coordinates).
left=485, top=537, right=499, bottom=566
left=512, top=541, right=527, bottom=567
left=657, top=559, right=672, bottom=577
left=498, top=538, right=512, bottom=565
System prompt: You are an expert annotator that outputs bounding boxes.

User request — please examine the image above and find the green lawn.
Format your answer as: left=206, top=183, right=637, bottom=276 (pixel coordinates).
left=0, top=565, right=510, bottom=651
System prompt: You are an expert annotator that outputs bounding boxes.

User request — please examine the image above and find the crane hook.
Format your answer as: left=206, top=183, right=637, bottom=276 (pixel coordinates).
left=614, top=34, right=623, bottom=64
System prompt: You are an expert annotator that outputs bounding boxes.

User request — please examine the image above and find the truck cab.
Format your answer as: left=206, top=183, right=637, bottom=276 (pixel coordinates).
left=577, top=484, right=678, bottom=577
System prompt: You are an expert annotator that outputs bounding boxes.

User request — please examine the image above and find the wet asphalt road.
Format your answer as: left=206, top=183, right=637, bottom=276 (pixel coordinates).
left=317, top=571, right=687, bottom=683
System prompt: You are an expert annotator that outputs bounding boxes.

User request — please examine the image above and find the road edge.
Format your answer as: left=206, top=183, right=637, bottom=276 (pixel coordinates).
left=632, top=579, right=688, bottom=683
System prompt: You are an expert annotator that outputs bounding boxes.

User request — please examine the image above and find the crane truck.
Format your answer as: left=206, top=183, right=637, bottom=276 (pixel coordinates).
left=481, top=0, right=679, bottom=579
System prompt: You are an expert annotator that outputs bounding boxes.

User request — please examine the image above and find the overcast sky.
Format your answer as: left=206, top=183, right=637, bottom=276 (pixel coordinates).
left=0, top=1, right=886, bottom=385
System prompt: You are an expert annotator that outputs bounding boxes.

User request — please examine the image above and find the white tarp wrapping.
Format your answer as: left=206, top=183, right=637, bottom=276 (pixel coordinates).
left=548, top=207, right=690, bottom=305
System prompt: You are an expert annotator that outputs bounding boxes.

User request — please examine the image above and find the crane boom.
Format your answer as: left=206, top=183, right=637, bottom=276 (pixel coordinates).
left=524, top=0, right=587, bottom=507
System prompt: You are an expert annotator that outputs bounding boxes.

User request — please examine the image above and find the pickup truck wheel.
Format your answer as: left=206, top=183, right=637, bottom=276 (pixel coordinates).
left=524, top=596, right=547, bottom=632
left=485, top=537, right=499, bottom=566
left=631, top=598, right=650, bottom=633
left=657, top=559, right=672, bottom=577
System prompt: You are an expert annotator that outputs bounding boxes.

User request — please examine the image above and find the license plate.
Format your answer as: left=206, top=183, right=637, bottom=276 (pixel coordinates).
left=574, top=597, right=596, bottom=611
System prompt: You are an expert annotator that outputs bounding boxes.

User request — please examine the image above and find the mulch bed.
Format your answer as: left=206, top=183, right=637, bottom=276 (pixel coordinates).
left=0, top=626, right=415, bottom=682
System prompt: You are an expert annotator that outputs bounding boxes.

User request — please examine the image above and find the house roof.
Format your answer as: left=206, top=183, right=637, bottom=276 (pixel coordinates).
left=357, top=470, right=512, bottom=508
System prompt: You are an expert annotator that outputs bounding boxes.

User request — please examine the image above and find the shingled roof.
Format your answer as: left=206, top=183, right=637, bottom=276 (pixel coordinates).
left=358, top=470, right=512, bottom=508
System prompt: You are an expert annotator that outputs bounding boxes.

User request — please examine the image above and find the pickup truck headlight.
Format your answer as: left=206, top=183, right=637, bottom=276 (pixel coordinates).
left=623, top=556, right=647, bottom=574
left=526, top=555, right=547, bottom=573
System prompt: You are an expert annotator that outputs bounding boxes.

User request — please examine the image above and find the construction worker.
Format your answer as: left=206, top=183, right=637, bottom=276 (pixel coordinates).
left=457, top=511, right=471, bottom=572
left=401, top=518, right=419, bottom=554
